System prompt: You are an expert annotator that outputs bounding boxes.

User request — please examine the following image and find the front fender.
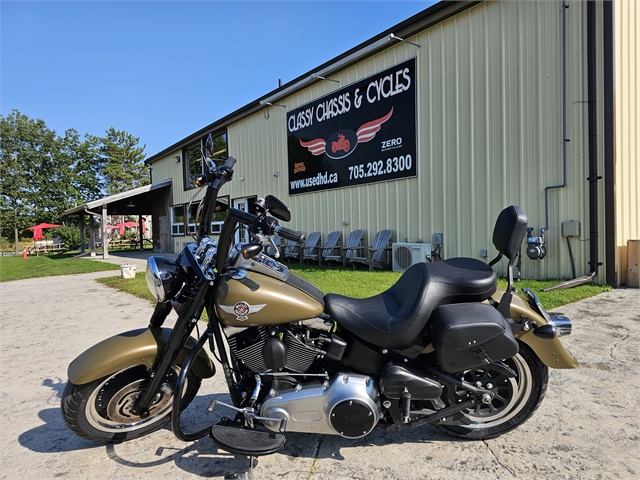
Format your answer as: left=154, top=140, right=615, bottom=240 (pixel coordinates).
left=67, top=327, right=216, bottom=385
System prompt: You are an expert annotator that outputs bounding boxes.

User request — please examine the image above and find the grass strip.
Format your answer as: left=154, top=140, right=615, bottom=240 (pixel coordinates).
left=0, top=252, right=119, bottom=282
left=95, top=263, right=611, bottom=311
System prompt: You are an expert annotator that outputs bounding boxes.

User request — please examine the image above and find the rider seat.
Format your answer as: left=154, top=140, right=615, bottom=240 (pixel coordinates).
left=325, top=260, right=496, bottom=350
left=324, top=205, right=528, bottom=350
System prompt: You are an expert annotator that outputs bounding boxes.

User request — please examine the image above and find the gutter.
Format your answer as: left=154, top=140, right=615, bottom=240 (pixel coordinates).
left=602, top=0, right=616, bottom=285
left=542, top=0, right=570, bottom=234
left=544, top=0, right=601, bottom=291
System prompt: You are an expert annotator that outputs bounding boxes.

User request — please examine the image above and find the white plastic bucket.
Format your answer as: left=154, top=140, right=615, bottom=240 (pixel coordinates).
left=120, top=264, right=137, bottom=279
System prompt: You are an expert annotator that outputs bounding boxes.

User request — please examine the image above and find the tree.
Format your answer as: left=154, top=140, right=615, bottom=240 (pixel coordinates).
left=0, top=111, right=103, bottom=251
left=90, top=127, right=147, bottom=195
left=1, top=111, right=148, bottom=252
left=1, top=111, right=61, bottom=251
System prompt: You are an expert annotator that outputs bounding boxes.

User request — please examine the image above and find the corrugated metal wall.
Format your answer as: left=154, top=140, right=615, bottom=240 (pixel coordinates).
left=226, top=0, right=607, bottom=282
left=615, top=0, right=640, bottom=285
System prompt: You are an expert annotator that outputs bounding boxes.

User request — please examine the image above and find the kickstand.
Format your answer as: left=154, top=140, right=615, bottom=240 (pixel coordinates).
left=224, top=456, right=257, bottom=480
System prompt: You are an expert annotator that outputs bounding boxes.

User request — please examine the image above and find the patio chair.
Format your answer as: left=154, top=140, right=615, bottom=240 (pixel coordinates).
left=283, top=239, right=302, bottom=263
left=300, top=231, right=322, bottom=264
left=316, top=231, right=342, bottom=266
left=349, top=229, right=393, bottom=270
left=325, top=229, right=364, bottom=267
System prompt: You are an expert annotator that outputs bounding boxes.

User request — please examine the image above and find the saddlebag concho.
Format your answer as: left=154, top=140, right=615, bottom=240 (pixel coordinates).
left=432, top=303, right=518, bottom=374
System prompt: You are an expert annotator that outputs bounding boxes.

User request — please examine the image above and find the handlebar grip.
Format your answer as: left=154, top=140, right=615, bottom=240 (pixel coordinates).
left=224, top=156, right=236, bottom=168
left=277, top=226, right=305, bottom=244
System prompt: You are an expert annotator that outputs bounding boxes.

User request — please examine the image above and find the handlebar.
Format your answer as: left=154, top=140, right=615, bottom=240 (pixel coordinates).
left=276, top=226, right=305, bottom=244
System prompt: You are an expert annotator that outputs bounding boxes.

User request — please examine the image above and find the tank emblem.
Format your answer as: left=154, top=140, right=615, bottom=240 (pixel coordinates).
left=220, top=302, right=266, bottom=321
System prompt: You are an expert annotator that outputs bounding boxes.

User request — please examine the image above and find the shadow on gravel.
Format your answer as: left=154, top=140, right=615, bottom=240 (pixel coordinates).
left=20, top=378, right=465, bottom=478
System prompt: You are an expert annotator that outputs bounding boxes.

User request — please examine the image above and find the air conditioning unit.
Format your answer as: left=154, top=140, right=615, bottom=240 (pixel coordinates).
left=392, top=243, right=432, bottom=272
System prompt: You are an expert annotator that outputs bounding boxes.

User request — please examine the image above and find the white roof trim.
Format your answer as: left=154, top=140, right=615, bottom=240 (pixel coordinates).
left=62, top=179, right=172, bottom=216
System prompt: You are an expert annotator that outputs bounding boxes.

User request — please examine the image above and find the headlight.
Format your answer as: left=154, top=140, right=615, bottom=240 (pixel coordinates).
left=146, top=256, right=186, bottom=302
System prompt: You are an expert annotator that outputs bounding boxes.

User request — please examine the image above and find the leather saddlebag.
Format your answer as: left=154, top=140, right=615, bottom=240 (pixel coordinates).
left=432, top=303, right=518, bottom=374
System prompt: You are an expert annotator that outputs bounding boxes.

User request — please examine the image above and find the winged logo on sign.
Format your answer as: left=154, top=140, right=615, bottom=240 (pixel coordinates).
left=299, top=107, right=394, bottom=159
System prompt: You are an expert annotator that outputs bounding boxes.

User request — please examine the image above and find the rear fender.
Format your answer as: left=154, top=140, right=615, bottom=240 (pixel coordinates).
left=67, top=327, right=215, bottom=385
left=489, top=287, right=578, bottom=369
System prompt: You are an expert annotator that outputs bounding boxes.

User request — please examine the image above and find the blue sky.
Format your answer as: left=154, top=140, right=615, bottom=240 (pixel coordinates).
left=2, top=0, right=436, bottom=157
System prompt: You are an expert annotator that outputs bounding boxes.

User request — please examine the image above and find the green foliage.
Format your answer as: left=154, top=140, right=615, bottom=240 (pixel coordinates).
left=0, top=253, right=119, bottom=282
left=0, top=110, right=147, bottom=250
left=1, top=110, right=61, bottom=245
left=54, top=226, right=81, bottom=250
left=90, top=127, right=147, bottom=195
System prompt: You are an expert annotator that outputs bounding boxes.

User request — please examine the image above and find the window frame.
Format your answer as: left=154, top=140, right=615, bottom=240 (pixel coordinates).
left=187, top=202, right=201, bottom=235
left=170, top=205, right=185, bottom=236
left=210, top=195, right=229, bottom=235
left=183, top=131, right=228, bottom=191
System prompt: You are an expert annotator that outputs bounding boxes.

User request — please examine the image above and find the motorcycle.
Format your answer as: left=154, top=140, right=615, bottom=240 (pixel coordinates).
left=61, top=134, right=577, bottom=467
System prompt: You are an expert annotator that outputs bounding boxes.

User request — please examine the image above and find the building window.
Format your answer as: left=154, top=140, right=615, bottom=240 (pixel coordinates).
left=211, top=195, right=229, bottom=234
left=184, top=132, right=228, bottom=190
left=171, top=205, right=185, bottom=235
left=187, top=202, right=200, bottom=235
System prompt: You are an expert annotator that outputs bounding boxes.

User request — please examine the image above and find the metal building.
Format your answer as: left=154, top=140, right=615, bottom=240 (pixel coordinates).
left=143, top=0, right=638, bottom=286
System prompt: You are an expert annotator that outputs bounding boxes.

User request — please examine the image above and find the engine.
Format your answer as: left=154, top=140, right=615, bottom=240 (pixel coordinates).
left=225, top=319, right=345, bottom=374
left=260, top=373, right=381, bottom=439
left=225, top=321, right=379, bottom=438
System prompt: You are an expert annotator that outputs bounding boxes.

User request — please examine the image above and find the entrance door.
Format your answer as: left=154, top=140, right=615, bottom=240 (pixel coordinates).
left=159, top=215, right=167, bottom=253
left=233, top=197, right=256, bottom=244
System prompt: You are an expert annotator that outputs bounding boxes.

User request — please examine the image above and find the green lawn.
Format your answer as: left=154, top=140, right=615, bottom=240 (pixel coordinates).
left=0, top=252, right=119, bottom=282
left=96, top=263, right=611, bottom=311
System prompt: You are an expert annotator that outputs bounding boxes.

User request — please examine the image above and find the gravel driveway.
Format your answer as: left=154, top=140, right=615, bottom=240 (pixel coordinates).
left=0, top=266, right=638, bottom=479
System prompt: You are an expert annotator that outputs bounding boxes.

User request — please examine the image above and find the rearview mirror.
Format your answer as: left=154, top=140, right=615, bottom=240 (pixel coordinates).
left=265, top=195, right=291, bottom=222
left=204, top=133, right=214, bottom=159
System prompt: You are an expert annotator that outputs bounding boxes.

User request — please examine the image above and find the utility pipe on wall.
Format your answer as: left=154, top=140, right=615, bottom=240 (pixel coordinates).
left=542, top=0, right=570, bottom=234
left=543, top=0, right=600, bottom=291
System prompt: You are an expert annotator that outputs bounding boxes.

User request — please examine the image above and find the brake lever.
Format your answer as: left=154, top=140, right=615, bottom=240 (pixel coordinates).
left=268, top=237, right=280, bottom=259
left=251, top=232, right=280, bottom=259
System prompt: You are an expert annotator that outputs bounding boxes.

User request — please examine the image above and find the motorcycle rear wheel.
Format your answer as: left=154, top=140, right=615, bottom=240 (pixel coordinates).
left=61, top=364, right=201, bottom=443
left=435, top=342, right=548, bottom=440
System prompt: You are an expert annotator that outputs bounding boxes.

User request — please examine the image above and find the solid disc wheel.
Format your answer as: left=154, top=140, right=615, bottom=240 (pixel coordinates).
left=61, top=365, right=201, bottom=443
left=436, top=342, right=548, bottom=440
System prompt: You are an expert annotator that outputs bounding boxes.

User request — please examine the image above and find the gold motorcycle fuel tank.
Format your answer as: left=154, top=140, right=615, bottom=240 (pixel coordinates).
left=214, top=271, right=324, bottom=327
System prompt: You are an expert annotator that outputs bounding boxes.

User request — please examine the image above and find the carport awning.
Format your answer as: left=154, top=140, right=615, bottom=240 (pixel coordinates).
left=62, top=179, right=172, bottom=217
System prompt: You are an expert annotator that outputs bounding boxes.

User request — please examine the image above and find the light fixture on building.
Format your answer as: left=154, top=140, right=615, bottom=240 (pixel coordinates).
left=264, top=102, right=286, bottom=108
left=273, top=171, right=279, bottom=177
left=311, top=74, right=340, bottom=83
left=127, top=201, right=135, bottom=208
left=239, top=177, right=245, bottom=181
left=174, top=156, right=181, bottom=163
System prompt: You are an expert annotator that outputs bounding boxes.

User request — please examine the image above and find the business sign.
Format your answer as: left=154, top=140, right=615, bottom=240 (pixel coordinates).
left=287, top=58, right=417, bottom=195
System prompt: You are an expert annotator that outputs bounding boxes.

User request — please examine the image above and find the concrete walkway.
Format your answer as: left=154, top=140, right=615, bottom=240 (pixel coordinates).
left=83, top=250, right=178, bottom=274
left=0, top=268, right=638, bottom=479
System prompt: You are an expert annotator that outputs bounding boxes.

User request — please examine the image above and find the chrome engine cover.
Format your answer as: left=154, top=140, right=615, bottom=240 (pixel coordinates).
left=260, top=373, right=380, bottom=439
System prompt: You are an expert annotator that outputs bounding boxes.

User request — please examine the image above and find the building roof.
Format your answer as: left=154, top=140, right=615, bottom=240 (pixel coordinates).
left=62, top=179, right=172, bottom=217
left=145, top=1, right=480, bottom=164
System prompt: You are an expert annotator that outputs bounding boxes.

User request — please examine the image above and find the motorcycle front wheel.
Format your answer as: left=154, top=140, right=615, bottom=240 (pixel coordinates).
left=436, top=342, right=548, bottom=440
left=61, top=364, right=201, bottom=443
